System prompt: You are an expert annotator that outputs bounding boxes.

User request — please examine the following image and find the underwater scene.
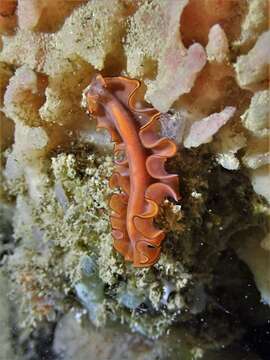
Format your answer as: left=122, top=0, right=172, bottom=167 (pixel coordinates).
left=0, top=1, right=269, bottom=359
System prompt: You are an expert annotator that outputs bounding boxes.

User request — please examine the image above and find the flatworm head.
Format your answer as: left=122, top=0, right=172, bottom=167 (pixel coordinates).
left=85, top=74, right=180, bottom=267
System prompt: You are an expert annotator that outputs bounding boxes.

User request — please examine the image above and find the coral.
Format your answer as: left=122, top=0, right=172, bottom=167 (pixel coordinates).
left=238, top=79, right=270, bottom=308
left=40, top=56, right=92, bottom=127
left=235, top=30, right=270, bottom=90
left=4, top=122, right=49, bottom=200
left=0, top=0, right=269, bottom=354
left=3, top=65, right=47, bottom=127
left=184, top=107, right=236, bottom=148
left=0, top=30, right=49, bottom=71
left=17, top=0, right=86, bottom=33
left=47, top=0, right=126, bottom=72
left=242, top=90, right=269, bottom=138
left=177, top=57, right=243, bottom=120
left=181, top=0, right=244, bottom=47
left=85, top=74, right=179, bottom=267
left=125, top=0, right=206, bottom=112
left=234, top=0, right=269, bottom=52
left=206, top=24, right=229, bottom=63
left=241, top=90, right=270, bottom=170
left=212, top=126, right=247, bottom=170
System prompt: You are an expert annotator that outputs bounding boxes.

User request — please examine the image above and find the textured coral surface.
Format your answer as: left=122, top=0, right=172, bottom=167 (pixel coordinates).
left=0, top=0, right=269, bottom=358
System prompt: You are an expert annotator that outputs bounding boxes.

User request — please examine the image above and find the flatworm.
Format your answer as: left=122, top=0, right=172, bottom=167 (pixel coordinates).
left=85, top=74, right=180, bottom=267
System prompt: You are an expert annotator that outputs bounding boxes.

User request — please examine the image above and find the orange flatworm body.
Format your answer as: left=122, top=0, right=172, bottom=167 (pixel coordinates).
left=86, top=74, right=180, bottom=267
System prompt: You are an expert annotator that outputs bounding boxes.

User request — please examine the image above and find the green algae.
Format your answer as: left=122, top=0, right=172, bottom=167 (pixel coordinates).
left=2, top=143, right=269, bottom=345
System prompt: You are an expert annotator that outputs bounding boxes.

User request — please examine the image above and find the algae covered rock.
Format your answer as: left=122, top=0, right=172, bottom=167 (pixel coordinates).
left=3, top=143, right=268, bottom=347
left=0, top=270, right=15, bottom=360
